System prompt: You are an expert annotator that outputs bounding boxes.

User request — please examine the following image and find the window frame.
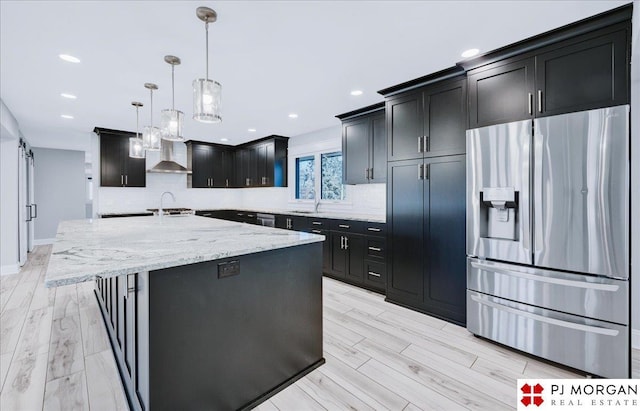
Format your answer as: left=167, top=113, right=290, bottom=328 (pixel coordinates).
left=291, top=149, right=348, bottom=205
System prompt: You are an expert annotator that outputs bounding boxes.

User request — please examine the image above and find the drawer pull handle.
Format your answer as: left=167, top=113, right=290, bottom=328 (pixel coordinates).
left=368, top=247, right=382, bottom=252
left=312, top=222, right=322, bottom=225
left=338, top=224, right=350, bottom=229
left=368, top=271, right=381, bottom=277
left=367, top=227, right=381, bottom=232
left=311, top=230, right=322, bottom=234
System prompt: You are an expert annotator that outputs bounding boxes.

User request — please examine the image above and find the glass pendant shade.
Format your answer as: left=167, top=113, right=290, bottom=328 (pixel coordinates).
left=142, top=126, right=161, bottom=150
left=160, top=109, right=184, bottom=141
left=129, top=137, right=145, bottom=158
left=193, top=79, right=222, bottom=123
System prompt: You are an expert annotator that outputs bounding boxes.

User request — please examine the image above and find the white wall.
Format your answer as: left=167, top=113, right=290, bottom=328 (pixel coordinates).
left=0, top=99, right=20, bottom=275
left=630, top=3, right=639, bottom=345
left=32, top=148, right=86, bottom=242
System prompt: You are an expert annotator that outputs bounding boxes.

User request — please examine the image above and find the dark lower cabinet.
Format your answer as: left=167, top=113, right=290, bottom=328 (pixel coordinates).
left=387, top=155, right=466, bottom=325
left=95, top=244, right=324, bottom=411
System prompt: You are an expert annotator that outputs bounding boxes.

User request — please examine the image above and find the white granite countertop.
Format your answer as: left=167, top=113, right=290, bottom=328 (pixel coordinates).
left=44, top=215, right=324, bottom=288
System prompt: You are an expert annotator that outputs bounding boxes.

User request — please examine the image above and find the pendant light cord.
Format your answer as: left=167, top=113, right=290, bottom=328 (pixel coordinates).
left=136, top=106, right=140, bottom=138
left=149, top=89, right=154, bottom=126
left=171, top=64, right=175, bottom=110
left=205, top=21, right=209, bottom=81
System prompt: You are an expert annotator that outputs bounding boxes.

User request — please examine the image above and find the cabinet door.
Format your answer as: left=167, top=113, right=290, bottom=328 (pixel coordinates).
left=191, top=145, right=212, bottom=188
left=536, top=29, right=629, bottom=117
left=211, top=147, right=229, bottom=188
left=263, top=142, right=275, bottom=186
left=100, top=137, right=123, bottom=187
left=309, top=227, right=331, bottom=273
left=123, top=155, right=146, bottom=187
left=234, top=149, right=250, bottom=187
left=423, top=155, right=466, bottom=325
left=345, top=234, right=365, bottom=283
left=330, top=232, right=347, bottom=278
left=424, top=78, right=467, bottom=157
left=342, top=118, right=370, bottom=184
left=386, top=92, right=423, bottom=161
left=363, top=260, right=386, bottom=291
left=387, top=159, right=424, bottom=303
left=248, top=145, right=260, bottom=187
left=468, top=57, right=535, bottom=128
left=370, top=113, right=386, bottom=182
left=222, top=149, right=234, bottom=188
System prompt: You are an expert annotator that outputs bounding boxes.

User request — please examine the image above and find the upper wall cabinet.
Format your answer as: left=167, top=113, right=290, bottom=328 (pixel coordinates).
left=96, top=128, right=146, bottom=188
left=383, top=76, right=467, bottom=162
left=337, top=103, right=386, bottom=184
left=467, top=23, right=630, bottom=129
left=186, top=142, right=234, bottom=188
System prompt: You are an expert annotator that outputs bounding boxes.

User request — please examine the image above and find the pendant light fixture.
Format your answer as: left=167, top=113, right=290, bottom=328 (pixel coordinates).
left=129, top=101, right=145, bottom=158
left=160, top=55, right=185, bottom=141
left=142, top=83, right=161, bottom=151
left=193, top=6, right=222, bottom=123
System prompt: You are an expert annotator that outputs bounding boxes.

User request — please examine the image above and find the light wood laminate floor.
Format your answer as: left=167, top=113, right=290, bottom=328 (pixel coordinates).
left=2, top=246, right=621, bottom=410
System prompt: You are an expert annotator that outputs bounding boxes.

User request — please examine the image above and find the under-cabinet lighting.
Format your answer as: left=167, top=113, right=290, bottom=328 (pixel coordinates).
left=59, top=54, right=81, bottom=63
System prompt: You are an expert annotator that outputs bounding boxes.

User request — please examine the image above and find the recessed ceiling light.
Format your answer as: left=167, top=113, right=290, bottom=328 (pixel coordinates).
left=288, top=113, right=298, bottom=119
left=350, top=90, right=363, bottom=96
left=461, top=48, right=480, bottom=58
left=247, top=128, right=256, bottom=132
left=220, top=138, right=229, bottom=142
left=61, top=93, right=77, bottom=99
left=60, top=114, right=74, bottom=119
left=59, top=54, right=81, bottom=63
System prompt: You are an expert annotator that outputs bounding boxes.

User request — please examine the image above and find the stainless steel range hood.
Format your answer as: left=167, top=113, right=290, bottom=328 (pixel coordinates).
left=147, top=139, right=191, bottom=174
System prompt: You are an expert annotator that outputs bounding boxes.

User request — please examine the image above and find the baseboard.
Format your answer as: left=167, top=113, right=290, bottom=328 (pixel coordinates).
left=33, top=238, right=55, bottom=245
left=633, top=329, right=640, bottom=350
left=0, top=264, right=19, bottom=276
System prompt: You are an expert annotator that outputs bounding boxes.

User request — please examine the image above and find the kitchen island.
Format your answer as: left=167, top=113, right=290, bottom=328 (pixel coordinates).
left=45, top=215, right=325, bottom=410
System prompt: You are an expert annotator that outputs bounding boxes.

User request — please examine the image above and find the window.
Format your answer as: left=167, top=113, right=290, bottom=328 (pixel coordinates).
left=295, top=156, right=315, bottom=199
left=321, top=152, right=345, bottom=200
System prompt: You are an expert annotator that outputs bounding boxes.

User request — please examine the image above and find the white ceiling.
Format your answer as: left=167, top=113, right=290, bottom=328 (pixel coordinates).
left=0, top=0, right=630, bottom=150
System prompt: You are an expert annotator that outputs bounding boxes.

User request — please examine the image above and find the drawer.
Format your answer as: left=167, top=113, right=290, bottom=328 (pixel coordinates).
left=330, top=219, right=364, bottom=233
left=467, top=290, right=628, bottom=378
left=308, top=218, right=329, bottom=229
left=363, top=222, right=386, bottom=236
left=366, top=238, right=386, bottom=260
left=364, top=260, right=386, bottom=290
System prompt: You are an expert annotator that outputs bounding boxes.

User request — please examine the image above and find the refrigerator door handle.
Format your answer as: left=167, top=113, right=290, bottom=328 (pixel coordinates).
left=521, top=126, right=532, bottom=255
left=469, top=293, right=619, bottom=336
left=469, top=260, right=619, bottom=292
left=30, top=204, right=37, bottom=219
left=26, top=205, right=32, bottom=222
left=533, top=128, right=544, bottom=255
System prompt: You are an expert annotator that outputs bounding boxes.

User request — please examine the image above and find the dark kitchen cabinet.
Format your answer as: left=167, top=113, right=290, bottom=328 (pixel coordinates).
left=96, top=128, right=146, bottom=187
left=337, top=103, right=386, bottom=184
left=387, top=155, right=466, bottom=325
left=244, top=137, right=287, bottom=187
left=330, top=232, right=364, bottom=281
left=467, top=24, right=629, bottom=128
left=234, top=148, right=250, bottom=187
left=187, top=142, right=234, bottom=188
left=385, top=77, right=467, bottom=161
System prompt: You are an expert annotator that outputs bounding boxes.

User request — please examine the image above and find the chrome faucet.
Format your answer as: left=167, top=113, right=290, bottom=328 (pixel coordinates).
left=314, top=197, right=320, bottom=213
left=159, top=191, right=175, bottom=218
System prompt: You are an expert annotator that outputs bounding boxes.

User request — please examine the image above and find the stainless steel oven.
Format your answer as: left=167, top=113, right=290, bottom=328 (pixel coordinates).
left=256, top=213, right=275, bottom=227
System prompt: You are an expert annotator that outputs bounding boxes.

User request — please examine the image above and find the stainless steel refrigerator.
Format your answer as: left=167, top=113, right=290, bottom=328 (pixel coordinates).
left=466, top=105, right=630, bottom=378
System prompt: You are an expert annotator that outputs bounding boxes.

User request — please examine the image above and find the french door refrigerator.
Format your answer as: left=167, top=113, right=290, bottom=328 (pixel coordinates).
left=466, top=105, right=630, bottom=378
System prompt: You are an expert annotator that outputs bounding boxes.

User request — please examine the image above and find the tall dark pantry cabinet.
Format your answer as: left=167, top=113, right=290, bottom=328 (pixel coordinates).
left=380, top=70, right=468, bottom=325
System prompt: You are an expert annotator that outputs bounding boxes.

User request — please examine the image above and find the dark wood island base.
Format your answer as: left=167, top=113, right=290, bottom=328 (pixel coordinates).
left=95, top=243, right=324, bottom=410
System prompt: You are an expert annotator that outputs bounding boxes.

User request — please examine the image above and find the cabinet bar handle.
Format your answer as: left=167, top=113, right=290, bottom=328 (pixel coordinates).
left=312, top=222, right=322, bottom=225
left=424, top=164, right=429, bottom=180
left=338, top=224, right=350, bottom=229
left=368, top=271, right=381, bottom=277
left=344, top=237, right=349, bottom=249
left=247, top=214, right=255, bottom=218
left=340, top=236, right=345, bottom=249
left=537, top=90, right=543, bottom=112
left=368, top=246, right=382, bottom=252
left=424, top=136, right=429, bottom=152
left=367, top=227, right=381, bottom=232
left=226, top=179, right=229, bottom=188
left=125, top=175, right=128, bottom=185
left=120, top=175, right=124, bottom=185
left=417, top=136, right=422, bottom=153
left=418, top=164, right=423, bottom=180
left=311, top=229, right=322, bottom=234
left=528, top=93, right=533, bottom=115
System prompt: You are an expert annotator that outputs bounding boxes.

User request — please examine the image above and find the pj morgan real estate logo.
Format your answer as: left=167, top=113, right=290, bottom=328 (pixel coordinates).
left=517, top=379, right=639, bottom=410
